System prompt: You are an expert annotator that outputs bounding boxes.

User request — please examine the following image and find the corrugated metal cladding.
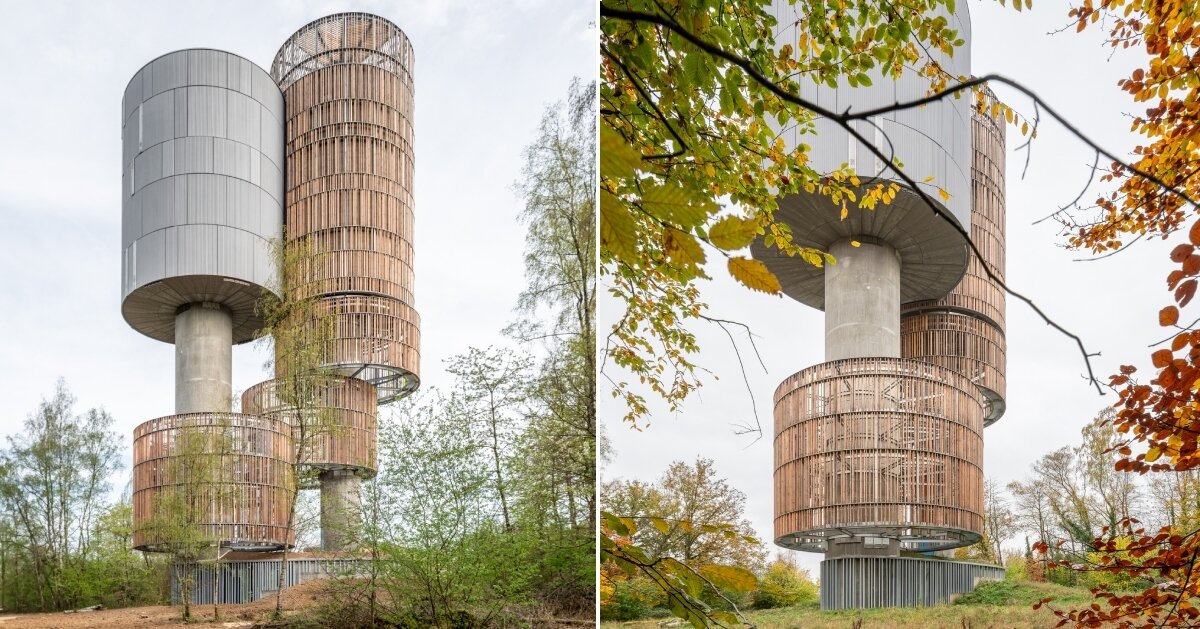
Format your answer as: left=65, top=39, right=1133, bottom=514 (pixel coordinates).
left=121, top=49, right=284, bottom=344
left=172, top=558, right=365, bottom=604
left=820, top=557, right=1004, bottom=610
left=769, top=0, right=973, bottom=231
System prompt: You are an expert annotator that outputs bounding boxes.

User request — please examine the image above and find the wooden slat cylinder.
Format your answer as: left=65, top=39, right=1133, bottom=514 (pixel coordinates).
left=272, top=13, right=419, bottom=403
left=242, top=376, right=378, bottom=476
left=773, top=357, right=985, bottom=552
left=132, top=413, right=295, bottom=552
left=901, top=106, right=1008, bottom=424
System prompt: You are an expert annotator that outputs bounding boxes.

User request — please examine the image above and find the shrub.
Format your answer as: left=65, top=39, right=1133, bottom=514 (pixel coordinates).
left=751, top=559, right=818, bottom=609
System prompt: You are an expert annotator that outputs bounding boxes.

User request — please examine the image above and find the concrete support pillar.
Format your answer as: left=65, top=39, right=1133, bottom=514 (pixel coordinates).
left=824, top=239, right=901, bottom=360
left=175, top=303, right=233, bottom=414
left=320, top=469, right=362, bottom=552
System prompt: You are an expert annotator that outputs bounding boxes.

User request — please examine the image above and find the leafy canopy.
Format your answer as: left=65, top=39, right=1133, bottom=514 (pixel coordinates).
left=600, top=0, right=975, bottom=426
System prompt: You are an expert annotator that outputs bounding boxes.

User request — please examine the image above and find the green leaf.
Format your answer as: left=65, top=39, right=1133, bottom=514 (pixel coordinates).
left=708, top=215, right=759, bottom=250
left=601, top=510, right=630, bottom=536
left=642, top=182, right=715, bottom=228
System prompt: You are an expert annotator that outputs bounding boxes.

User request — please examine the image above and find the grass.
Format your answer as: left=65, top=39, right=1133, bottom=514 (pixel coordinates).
left=600, top=581, right=1100, bottom=629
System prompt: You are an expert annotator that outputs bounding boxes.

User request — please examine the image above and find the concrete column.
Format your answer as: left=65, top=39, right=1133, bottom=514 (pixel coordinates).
left=320, top=469, right=362, bottom=552
left=824, top=239, right=901, bottom=361
left=175, top=302, right=233, bottom=414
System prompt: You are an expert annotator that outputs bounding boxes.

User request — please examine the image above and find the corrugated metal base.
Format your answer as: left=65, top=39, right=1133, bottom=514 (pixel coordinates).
left=172, top=557, right=365, bottom=604
left=820, top=556, right=1004, bottom=609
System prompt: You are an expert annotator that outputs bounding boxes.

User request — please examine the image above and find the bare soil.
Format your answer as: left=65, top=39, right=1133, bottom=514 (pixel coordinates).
left=0, top=580, right=327, bottom=629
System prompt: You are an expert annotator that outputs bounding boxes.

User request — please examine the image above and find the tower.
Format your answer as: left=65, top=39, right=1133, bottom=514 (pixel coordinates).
left=752, top=1, right=1008, bottom=609
left=126, top=12, right=419, bottom=580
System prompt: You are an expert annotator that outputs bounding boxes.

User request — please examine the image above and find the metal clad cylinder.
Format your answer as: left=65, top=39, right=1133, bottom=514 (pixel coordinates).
left=751, top=1, right=974, bottom=308
left=131, top=412, right=295, bottom=551
left=121, top=49, right=285, bottom=344
left=271, top=14, right=420, bottom=403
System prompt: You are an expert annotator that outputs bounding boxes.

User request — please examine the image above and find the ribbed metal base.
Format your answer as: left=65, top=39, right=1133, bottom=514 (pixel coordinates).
left=172, top=557, right=365, bottom=604
left=820, top=556, right=1003, bottom=609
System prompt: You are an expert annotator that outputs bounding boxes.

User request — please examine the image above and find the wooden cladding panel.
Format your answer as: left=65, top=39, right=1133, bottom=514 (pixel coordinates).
left=242, top=376, right=378, bottom=474
left=131, top=413, right=295, bottom=551
left=281, top=36, right=420, bottom=390
left=274, top=294, right=420, bottom=401
left=773, top=358, right=985, bottom=551
left=901, top=312, right=1006, bottom=419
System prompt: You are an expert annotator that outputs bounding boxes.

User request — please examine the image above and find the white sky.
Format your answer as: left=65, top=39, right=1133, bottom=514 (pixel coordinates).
left=0, top=1, right=594, bottom=493
left=601, top=0, right=1175, bottom=577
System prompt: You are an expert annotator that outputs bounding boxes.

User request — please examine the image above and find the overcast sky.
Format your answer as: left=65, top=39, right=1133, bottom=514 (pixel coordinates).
left=601, top=0, right=1175, bottom=577
left=0, top=1, right=594, bottom=492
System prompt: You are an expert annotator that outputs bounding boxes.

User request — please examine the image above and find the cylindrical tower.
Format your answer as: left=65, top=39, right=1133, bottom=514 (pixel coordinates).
left=123, top=49, right=288, bottom=551
left=270, top=13, right=420, bottom=404
left=131, top=413, right=295, bottom=551
left=901, top=105, right=1008, bottom=423
left=753, top=0, right=1003, bottom=610
left=268, top=13, right=421, bottom=551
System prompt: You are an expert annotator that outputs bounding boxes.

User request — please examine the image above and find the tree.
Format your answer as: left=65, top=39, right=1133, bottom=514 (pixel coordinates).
left=0, top=379, right=121, bottom=611
left=446, top=348, right=532, bottom=532
left=752, top=554, right=818, bottom=609
left=255, top=237, right=339, bottom=619
left=601, top=459, right=764, bottom=626
left=982, top=478, right=1019, bottom=566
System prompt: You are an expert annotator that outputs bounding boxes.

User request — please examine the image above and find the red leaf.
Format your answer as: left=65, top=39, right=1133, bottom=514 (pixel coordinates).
left=1161, top=306, right=1181, bottom=326
left=1190, top=220, right=1200, bottom=245
left=1153, top=349, right=1174, bottom=368
left=1172, top=244, right=1194, bottom=262
left=1178, top=279, right=1198, bottom=307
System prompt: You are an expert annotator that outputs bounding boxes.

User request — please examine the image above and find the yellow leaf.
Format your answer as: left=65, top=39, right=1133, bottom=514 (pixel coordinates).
left=728, top=257, right=782, bottom=294
left=923, top=175, right=935, bottom=183
left=600, top=190, right=638, bottom=263
left=1146, top=446, right=1162, bottom=463
left=705, top=163, right=716, bottom=178
left=708, top=215, right=759, bottom=250
left=1021, top=121, right=1030, bottom=135
left=664, top=230, right=706, bottom=269
left=648, top=517, right=671, bottom=535
left=599, top=125, right=642, bottom=179
left=840, top=204, right=849, bottom=220
left=937, top=187, right=950, bottom=202
left=698, top=564, right=758, bottom=593
left=850, top=240, right=861, bottom=247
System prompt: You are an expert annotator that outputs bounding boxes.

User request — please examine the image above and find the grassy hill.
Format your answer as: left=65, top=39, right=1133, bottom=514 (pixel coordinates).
left=602, top=580, right=1098, bottom=629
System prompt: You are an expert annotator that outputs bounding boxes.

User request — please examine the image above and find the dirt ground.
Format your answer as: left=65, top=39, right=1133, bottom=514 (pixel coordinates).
left=0, top=581, right=596, bottom=628
left=0, top=580, right=326, bottom=628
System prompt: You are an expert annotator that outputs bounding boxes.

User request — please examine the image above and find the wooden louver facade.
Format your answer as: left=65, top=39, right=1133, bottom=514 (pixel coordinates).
left=242, top=376, right=379, bottom=475
left=271, top=13, right=420, bottom=403
left=131, top=413, right=295, bottom=551
left=900, top=106, right=1008, bottom=424
left=773, top=357, right=985, bottom=552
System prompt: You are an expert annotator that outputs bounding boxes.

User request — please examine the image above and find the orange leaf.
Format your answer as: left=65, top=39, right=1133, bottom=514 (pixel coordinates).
left=1161, top=306, right=1180, bottom=326
left=1153, top=349, right=1174, bottom=368
left=1178, top=279, right=1198, bottom=307
left=1190, top=220, right=1200, bottom=246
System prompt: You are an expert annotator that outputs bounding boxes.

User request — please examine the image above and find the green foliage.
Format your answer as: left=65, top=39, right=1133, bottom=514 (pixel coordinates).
left=752, top=558, right=818, bottom=610
left=0, top=379, right=128, bottom=612
left=602, top=575, right=669, bottom=621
